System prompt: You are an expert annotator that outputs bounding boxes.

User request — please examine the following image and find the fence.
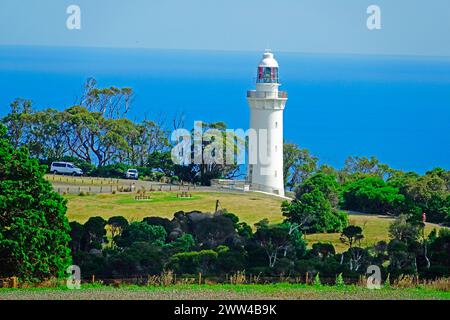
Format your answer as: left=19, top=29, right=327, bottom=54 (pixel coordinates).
left=0, top=273, right=365, bottom=288
left=79, top=274, right=363, bottom=286
left=0, top=277, right=18, bottom=288
left=46, top=174, right=121, bottom=185
left=53, top=183, right=197, bottom=195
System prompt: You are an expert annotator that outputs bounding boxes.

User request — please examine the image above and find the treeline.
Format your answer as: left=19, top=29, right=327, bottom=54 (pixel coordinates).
left=70, top=211, right=449, bottom=280
left=283, top=146, right=450, bottom=226
left=1, top=79, right=239, bottom=185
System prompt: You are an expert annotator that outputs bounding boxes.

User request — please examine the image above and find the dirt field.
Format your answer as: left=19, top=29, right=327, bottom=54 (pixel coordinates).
left=0, top=284, right=448, bottom=300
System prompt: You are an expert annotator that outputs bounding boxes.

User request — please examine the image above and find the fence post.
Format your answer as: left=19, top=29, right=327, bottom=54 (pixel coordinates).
left=198, top=273, right=202, bottom=285
left=305, top=272, right=309, bottom=285
left=92, top=274, right=95, bottom=284
left=11, top=276, right=18, bottom=288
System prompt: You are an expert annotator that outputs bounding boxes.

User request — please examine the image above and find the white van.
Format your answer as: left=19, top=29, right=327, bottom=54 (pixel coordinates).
left=50, top=162, right=83, bottom=176
left=125, top=169, right=138, bottom=180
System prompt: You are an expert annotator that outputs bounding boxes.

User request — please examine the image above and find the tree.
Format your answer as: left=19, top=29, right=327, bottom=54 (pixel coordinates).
left=342, top=156, right=393, bottom=180
left=339, top=226, right=367, bottom=272
left=166, top=234, right=195, bottom=253
left=387, top=240, right=419, bottom=274
left=340, top=225, right=364, bottom=249
left=1, top=98, right=32, bottom=148
left=122, top=120, right=168, bottom=167
left=169, top=250, right=218, bottom=274
left=173, top=122, right=242, bottom=185
left=398, top=170, right=450, bottom=224
left=283, top=143, right=317, bottom=188
left=253, top=221, right=291, bottom=268
left=26, top=109, right=68, bottom=160
left=69, top=221, right=84, bottom=253
left=387, top=215, right=422, bottom=275
left=388, top=214, right=420, bottom=245
left=282, top=190, right=348, bottom=233
left=427, top=228, right=450, bottom=276
left=342, top=177, right=405, bottom=214
left=212, top=245, right=248, bottom=273
left=147, top=151, right=175, bottom=177
left=0, top=124, right=71, bottom=280
left=342, top=247, right=369, bottom=272
left=223, top=212, right=253, bottom=239
left=115, top=222, right=167, bottom=248
left=311, top=243, right=336, bottom=259
left=142, top=216, right=174, bottom=235
left=83, top=216, right=107, bottom=250
left=79, top=77, right=133, bottom=119
left=61, top=106, right=134, bottom=166
left=192, top=215, right=237, bottom=248
left=107, top=242, right=164, bottom=277
left=107, top=216, right=129, bottom=242
left=281, top=200, right=315, bottom=235
left=295, top=173, right=340, bottom=208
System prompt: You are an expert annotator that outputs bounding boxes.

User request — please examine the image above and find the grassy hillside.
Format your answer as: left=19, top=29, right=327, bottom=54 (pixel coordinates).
left=65, top=191, right=441, bottom=252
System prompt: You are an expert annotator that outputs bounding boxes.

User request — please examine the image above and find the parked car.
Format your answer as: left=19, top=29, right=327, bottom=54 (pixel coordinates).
left=125, top=169, right=139, bottom=180
left=50, top=162, right=83, bottom=176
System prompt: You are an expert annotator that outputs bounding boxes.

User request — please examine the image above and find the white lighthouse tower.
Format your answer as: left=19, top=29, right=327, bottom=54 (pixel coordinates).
left=247, top=50, right=287, bottom=197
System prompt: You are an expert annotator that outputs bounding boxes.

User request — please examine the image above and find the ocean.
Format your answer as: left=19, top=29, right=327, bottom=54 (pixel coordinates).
left=0, top=46, right=449, bottom=173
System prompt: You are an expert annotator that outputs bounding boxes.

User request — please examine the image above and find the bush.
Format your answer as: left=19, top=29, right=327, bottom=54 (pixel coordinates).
left=115, top=222, right=167, bottom=248
left=342, top=177, right=405, bottom=214
left=169, top=250, right=218, bottom=274
left=314, top=273, right=322, bottom=286
left=335, top=273, right=344, bottom=287
left=283, top=191, right=348, bottom=233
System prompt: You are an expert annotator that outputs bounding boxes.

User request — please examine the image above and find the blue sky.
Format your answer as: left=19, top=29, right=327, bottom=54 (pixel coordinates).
left=1, top=0, right=449, bottom=56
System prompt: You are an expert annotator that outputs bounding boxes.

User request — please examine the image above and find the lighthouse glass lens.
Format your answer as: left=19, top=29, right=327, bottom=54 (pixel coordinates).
left=258, top=67, right=279, bottom=83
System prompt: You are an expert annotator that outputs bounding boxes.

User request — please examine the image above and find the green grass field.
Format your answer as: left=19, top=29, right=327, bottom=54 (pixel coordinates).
left=0, top=283, right=448, bottom=300
left=65, top=191, right=441, bottom=252
left=66, top=191, right=285, bottom=226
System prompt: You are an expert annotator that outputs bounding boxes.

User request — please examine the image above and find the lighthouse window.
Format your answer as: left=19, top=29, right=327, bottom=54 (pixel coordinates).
left=257, top=67, right=279, bottom=83
left=275, top=122, right=278, bottom=128
left=275, top=145, right=278, bottom=152
left=275, top=170, right=277, bottom=177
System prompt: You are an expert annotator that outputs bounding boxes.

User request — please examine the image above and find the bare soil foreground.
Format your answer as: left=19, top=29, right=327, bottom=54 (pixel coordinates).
left=1, top=284, right=449, bottom=300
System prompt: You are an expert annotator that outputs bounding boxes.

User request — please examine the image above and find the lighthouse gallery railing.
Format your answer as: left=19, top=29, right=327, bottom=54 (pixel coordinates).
left=246, top=91, right=288, bottom=99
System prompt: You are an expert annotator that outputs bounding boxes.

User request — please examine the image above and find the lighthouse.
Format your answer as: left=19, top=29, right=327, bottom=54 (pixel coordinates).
left=247, top=50, right=287, bottom=197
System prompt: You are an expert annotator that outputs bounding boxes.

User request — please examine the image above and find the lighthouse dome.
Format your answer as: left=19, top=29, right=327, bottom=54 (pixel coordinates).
left=258, top=51, right=279, bottom=68
left=256, top=50, right=279, bottom=83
